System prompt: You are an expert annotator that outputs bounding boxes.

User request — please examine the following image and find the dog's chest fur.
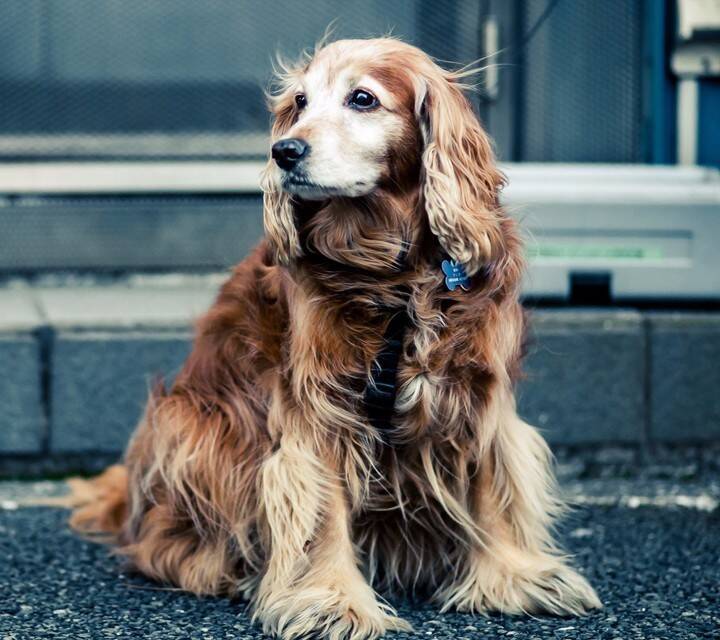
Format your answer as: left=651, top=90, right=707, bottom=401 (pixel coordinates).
left=289, top=263, right=487, bottom=446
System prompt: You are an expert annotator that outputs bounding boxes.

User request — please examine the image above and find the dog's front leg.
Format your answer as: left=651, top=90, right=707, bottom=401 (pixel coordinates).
left=254, top=432, right=409, bottom=640
left=437, top=404, right=602, bottom=616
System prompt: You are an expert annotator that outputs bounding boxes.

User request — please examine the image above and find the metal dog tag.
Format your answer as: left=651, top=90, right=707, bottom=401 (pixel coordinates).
left=441, top=259, right=470, bottom=291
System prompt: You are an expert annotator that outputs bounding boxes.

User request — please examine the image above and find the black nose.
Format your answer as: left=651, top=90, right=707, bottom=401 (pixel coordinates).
left=271, top=138, right=309, bottom=170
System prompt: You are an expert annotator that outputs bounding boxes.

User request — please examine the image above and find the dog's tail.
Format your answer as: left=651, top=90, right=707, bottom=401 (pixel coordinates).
left=61, top=464, right=129, bottom=540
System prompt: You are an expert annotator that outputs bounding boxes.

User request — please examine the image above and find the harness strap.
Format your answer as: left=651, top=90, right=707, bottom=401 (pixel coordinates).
left=363, top=308, right=411, bottom=445
left=361, top=250, right=465, bottom=444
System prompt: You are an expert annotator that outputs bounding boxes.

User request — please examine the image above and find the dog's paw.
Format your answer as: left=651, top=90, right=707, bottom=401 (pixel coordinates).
left=437, top=553, right=601, bottom=617
left=255, top=580, right=411, bottom=640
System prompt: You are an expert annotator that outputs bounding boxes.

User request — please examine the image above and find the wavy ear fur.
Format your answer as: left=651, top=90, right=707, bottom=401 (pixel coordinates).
left=261, top=63, right=305, bottom=266
left=417, top=71, right=506, bottom=277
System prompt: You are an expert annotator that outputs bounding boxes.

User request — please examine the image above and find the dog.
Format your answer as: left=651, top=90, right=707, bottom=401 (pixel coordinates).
left=69, top=37, right=601, bottom=639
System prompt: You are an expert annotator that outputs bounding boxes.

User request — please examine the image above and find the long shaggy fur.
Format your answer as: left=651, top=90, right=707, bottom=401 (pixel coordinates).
left=67, top=38, right=601, bottom=639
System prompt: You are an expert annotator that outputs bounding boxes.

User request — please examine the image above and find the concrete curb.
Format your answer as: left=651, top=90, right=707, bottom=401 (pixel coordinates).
left=518, top=310, right=645, bottom=444
left=0, top=286, right=719, bottom=467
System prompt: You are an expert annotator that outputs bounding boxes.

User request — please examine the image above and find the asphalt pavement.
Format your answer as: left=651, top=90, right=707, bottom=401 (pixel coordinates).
left=0, top=481, right=718, bottom=640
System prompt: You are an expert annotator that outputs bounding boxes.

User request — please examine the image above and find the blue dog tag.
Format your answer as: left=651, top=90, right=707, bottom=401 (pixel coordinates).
left=441, top=259, right=470, bottom=291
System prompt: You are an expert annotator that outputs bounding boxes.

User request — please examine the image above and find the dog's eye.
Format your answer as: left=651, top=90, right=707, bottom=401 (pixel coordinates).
left=348, top=89, right=378, bottom=110
left=294, top=94, right=307, bottom=110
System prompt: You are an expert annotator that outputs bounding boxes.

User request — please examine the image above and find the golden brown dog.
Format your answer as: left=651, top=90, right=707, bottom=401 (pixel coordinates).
left=69, top=37, right=601, bottom=639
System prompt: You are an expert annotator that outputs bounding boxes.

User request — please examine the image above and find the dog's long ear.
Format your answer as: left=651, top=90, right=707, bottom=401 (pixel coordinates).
left=261, top=83, right=302, bottom=266
left=417, top=71, right=506, bottom=277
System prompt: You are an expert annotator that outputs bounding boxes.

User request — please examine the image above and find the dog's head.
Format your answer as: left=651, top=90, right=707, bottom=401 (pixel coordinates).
left=263, top=38, right=505, bottom=277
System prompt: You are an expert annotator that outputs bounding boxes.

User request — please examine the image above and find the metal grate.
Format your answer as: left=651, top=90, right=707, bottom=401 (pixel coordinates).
left=518, top=0, right=645, bottom=163
left=0, top=0, right=480, bottom=160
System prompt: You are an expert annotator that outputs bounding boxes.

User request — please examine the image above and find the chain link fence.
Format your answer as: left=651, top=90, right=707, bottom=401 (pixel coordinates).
left=519, top=0, right=645, bottom=162
left=0, top=0, right=647, bottom=162
left=0, top=0, right=481, bottom=160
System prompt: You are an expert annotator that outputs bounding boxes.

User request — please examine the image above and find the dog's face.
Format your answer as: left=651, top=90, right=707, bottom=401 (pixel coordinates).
left=269, top=40, right=420, bottom=200
left=262, top=38, right=506, bottom=277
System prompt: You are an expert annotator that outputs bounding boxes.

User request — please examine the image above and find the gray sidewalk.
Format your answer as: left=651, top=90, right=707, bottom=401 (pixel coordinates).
left=1, top=478, right=718, bottom=639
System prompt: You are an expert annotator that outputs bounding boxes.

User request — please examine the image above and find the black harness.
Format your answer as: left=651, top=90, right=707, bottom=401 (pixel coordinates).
left=360, top=252, right=470, bottom=445
left=362, top=306, right=411, bottom=445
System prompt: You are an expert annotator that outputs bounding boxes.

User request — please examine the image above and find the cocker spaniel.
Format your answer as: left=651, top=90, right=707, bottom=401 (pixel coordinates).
left=69, top=37, right=601, bottom=639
